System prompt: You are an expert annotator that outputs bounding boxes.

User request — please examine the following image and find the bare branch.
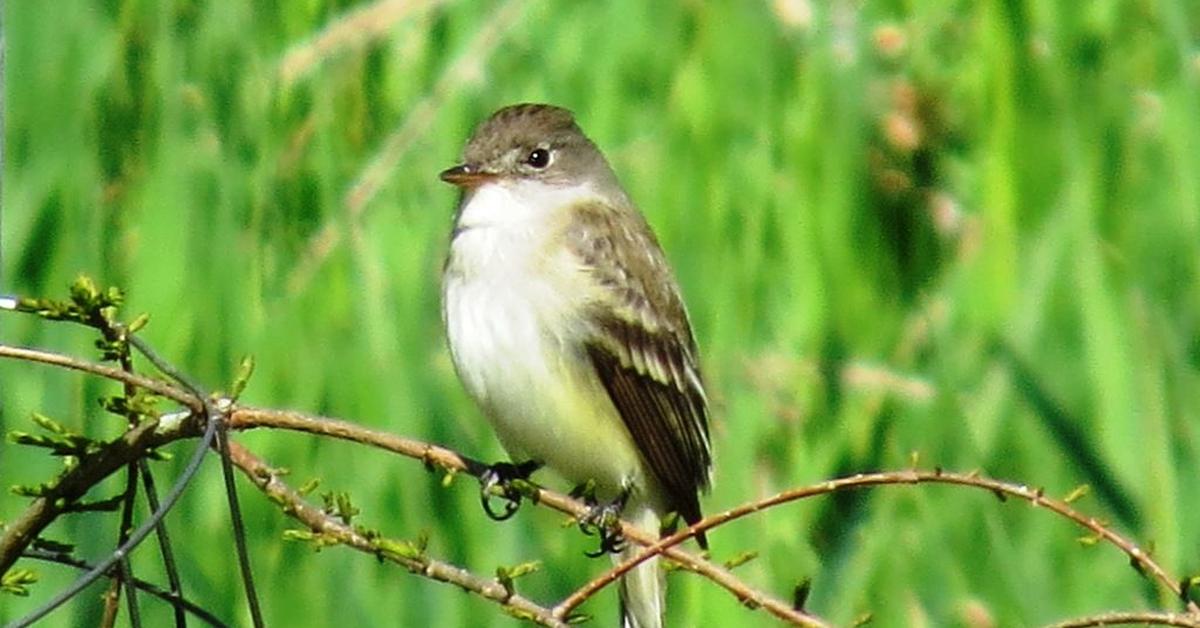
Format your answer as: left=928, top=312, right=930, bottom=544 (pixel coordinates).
left=227, top=407, right=829, bottom=627
left=0, top=417, right=181, bottom=576
left=4, top=343, right=1192, bottom=626
left=1045, top=610, right=1200, bottom=627
left=555, top=469, right=1200, bottom=619
left=0, top=343, right=197, bottom=409
left=225, top=440, right=567, bottom=627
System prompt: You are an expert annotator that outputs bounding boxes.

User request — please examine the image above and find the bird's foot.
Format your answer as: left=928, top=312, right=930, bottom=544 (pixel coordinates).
left=479, top=460, right=541, bottom=521
left=575, top=486, right=630, bottom=557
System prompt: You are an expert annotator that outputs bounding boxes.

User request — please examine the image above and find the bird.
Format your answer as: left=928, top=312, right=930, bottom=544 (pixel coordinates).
left=440, top=103, right=712, bottom=627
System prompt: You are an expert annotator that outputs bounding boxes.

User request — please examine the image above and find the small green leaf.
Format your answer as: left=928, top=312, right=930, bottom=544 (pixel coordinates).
left=2, top=568, right=38, bottom=596
left=504, top=560, right=541, bottom=580
left=69, top=276, right=100, bottom=309
left=1063, top=484, right=1090, bottom=504
left=283, top=529, right=316, bottom=543
left=297, top=478, right=320, bottom=496
left=65, top=493, right=125, bottom=513
left=1180, top=575, right=1200, bottom=604
left=723, top=551, right=759, bottom=570
left=31, top=413, right=68, bottom=435
left=376, top=537, right=426, bottom=561
left=127, top=312, right=150, bottom=333
left=230, top=355, right=256, bottom=399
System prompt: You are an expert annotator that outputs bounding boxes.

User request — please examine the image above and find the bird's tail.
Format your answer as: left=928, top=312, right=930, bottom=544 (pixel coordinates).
left=617, top=504, right=663, bottom=628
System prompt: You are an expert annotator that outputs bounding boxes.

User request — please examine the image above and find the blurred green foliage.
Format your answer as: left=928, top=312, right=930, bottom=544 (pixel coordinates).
left=3, top=1, right=1199, bottom=626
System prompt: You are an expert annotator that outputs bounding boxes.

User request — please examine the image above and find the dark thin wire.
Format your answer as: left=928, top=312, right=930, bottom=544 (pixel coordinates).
left=7, top=409, right=218, bottom=628
left=115, top=329, right=186, bottom=627
left=116, top=551, right=143, bottom=628
left=214, top=424, right=264, bottom=627
left=110, top=462, right=143, bottom=628
left=126, top=336, right=207, bottom=400
left=21, top=548, right=229, bottom=628
left=139, top=459, right=188, bottom=627
left=127, top=336, right=265, bottom=628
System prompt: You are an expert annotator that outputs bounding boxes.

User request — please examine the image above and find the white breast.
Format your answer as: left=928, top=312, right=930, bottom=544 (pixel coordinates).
left=442, top=181, right=646, bottom=496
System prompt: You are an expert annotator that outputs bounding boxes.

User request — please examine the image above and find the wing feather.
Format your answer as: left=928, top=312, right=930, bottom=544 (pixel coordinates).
left=565, top=200, right=712, bottom=535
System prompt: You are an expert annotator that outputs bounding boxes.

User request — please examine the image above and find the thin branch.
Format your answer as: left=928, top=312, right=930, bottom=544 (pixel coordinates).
left=554, top=469, right=1200, bottom=619
left=0, top=346, right=580, bottom=625
left=6, top=410, right=217, bottom=627
left=4, top=344, right=1191, bottom=626
left=0, top=417, right=175, bottom=576
left=1, top=327, right=194, bottom=624
left=225, top=440, right=567, bottom=627
left=114, top=554, right=143, bottom=628
left=0, top=343, right=197, bottom=409
left=22, top=548, right=228, bottom=627
left=227, top=407, right=828, bottom=627
left=1045, top=610, right=1200, bottom=627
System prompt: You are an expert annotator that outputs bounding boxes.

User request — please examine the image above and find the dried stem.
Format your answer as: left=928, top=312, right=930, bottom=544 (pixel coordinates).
left=279, top=0, right=450, bottom=84
left=284, top=0, right=527, bottom=296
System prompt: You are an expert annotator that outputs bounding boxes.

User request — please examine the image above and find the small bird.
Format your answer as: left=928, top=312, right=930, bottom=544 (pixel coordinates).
left=440, top=103, right=712, bottom=628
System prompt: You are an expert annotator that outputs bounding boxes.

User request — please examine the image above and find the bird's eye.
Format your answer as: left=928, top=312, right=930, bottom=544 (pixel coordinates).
left=526, top=148, right=551, bottom=169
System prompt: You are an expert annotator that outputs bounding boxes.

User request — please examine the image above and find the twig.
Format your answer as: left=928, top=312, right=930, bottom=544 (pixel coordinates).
left=1045, top=610, right=1200, bottom=627
left=0, top=343, right=197, bottom=409
left=554, top=469, right=1200, bottom=619
left=0, top=335, right=219, bottom=626
left=227, top=407, right=828, bottom=627
left=5, top=344, right=1191, bottom=625
left=7, top=409, right=217, bottom=627
left=225, top=440, right=567, bottom=627
left=213, top=422, right=264, bottom=628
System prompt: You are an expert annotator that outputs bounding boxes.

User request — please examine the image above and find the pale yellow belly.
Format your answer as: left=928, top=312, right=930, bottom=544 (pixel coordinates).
left=443, top=259, right=647, bottom=499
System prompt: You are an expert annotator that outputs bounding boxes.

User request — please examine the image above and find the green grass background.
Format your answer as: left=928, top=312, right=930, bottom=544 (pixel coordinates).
left=3, top=1, right=1199, bottom=626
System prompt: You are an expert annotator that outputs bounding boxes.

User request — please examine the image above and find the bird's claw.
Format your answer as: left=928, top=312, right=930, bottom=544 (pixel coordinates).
left=479, top=460, right=540, bottom=521
left=577, top=490, right=629, bottom=557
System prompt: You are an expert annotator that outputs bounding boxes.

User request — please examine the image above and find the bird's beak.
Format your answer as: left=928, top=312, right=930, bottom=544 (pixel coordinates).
left=439, top=163, right=497, bottom=188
